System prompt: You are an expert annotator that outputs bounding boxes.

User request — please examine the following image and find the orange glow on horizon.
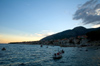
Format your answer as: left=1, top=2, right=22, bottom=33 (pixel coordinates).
left=0, top=34, right=43, bottom=43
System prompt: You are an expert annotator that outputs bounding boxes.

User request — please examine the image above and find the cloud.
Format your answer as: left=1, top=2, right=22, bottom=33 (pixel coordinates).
left=92, top=24, right=100, bottom=28
left=35, top=32, right=54, bottom=37
left=0, top=30, right=55, bottom=43
left=0, top=35, right=2, bottom=37
left=35, top=30, right=54, bottom=37
left=0, top=33, right=43, bottom=43
left=73, top=0, right=100, bottom=24
left=19, top=30, right=55, bottom=37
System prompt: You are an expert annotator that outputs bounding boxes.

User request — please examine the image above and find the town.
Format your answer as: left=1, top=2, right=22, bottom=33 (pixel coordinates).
left=9, top=35, right=100, bottom=47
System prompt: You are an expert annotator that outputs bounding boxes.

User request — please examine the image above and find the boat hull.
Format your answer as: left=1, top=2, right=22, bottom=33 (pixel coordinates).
left=53, top=55, right=62, bottom=59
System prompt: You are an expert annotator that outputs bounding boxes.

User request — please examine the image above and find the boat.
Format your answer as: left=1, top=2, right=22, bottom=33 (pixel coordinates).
left=61, top=49, right=64, bottom=53
left=53, top=52, right=62, bottom=59
left=40, top=45, right=43, bottom=47
left=53, top=49, right=64, bottom=59
left=2, top=47, right=6, bottom=51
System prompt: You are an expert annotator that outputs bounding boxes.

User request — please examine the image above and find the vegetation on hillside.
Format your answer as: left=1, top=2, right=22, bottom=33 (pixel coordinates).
left=86, top=29, right=100, bottom=41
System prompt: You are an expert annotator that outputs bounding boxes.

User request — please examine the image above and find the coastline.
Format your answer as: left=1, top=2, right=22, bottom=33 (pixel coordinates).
left=8, top=40, right=100, bottom=48
left=8, top=35, right=100, bottom=47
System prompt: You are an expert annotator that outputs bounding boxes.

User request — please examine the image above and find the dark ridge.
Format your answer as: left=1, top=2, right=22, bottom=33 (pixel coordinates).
left=40, top=26, right=100, bottom=41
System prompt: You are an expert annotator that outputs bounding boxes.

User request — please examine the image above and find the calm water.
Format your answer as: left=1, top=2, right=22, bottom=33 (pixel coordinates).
left=0, top=44, right=100, bottom=66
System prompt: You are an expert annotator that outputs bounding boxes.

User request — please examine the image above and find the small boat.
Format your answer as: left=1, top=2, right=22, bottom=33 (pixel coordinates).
left=46, top=46, right=48, bottom=48
left=53, top=49, right=64, bottom=59
left=2, top=47, right=6, bottom=51
left=40, top=45, right=42, bottom=47
left=53, top=52, right=62, bottom=59
left=61, top=49, right=64, bottom=53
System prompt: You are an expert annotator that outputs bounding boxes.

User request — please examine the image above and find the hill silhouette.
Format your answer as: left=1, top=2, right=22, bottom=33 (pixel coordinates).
left=40, top=26, right=100, bottom=41
left=86, top=28, right=100, bottom=41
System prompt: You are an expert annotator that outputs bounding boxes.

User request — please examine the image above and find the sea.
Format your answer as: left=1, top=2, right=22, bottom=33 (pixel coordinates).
left=0, top=44, right=100, bottom=66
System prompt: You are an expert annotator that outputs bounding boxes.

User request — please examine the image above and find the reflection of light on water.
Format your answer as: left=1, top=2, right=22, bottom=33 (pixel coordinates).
left=2, top=62, right=21, bottom=66
left=92, top=56, right=100, bottom=65
left=34, top=57, right=49, bottom=63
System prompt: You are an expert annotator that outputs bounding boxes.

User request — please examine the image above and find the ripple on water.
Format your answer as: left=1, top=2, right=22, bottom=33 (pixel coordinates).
left=0, top=44, right=100, bottom=66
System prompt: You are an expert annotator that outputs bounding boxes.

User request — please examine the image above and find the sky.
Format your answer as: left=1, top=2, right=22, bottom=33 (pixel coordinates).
left=0, top=0, right=100, bottom=43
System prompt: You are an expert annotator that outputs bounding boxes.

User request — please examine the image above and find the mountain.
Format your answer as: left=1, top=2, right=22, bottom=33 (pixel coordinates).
left=86, top=28, right=100, bottom=40
left=40, top=26, right=100, bottom=41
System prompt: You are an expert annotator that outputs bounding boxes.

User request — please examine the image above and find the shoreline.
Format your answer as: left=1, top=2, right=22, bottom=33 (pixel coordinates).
left=8, top=39, right=100, bottom=47
left=8, top=42, right=100, bottom=48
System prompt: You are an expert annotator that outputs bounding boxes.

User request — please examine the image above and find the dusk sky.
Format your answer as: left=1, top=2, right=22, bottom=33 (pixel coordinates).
left=0, top=0, right=100, bottom=43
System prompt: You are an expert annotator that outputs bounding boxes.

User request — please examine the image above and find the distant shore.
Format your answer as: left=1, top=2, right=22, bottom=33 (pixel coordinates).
left=9, top=35, right=100, bottom=47
left=9, top=40, right=100, bottom=47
